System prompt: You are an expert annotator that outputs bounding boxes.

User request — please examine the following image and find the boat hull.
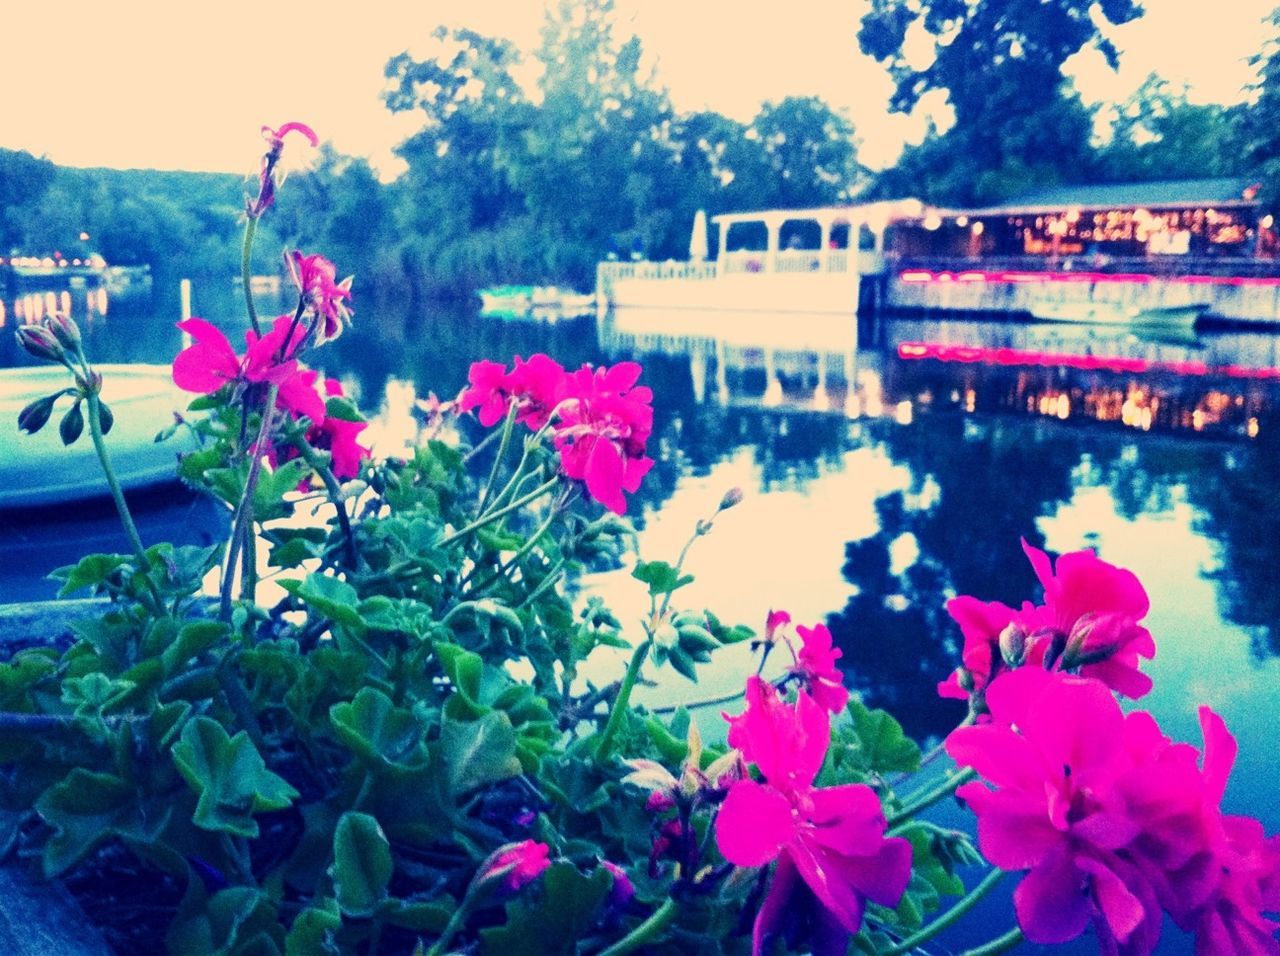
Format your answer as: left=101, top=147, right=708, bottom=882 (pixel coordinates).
left=1, top=364, right=194, bottom=510
left=1027, top=301, right=1205, bottom=331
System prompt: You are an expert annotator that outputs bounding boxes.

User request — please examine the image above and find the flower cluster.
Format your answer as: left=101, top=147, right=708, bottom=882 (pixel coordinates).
left=948, top=667, right=1280, bottom=953
left=939, top=539, right=1155, bottom=706
left=286, top=250, right=353, bottom=345
left=715, top=674, right=911, bottom=954
left=459, top=354, right=654, bottom=514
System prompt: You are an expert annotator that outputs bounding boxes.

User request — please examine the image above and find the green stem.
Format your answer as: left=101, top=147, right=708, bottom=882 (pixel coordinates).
left=480, top=412, right=559, bottom=518
left=467, top=507, right=558, bottom=594
left=220, top=384, right=280, bottom=622
left=438, top=477, right=559, bottom=549
left=595, top=639, right=651, bottom=761
left=887, top=766, right=978, bottom=829
left=883, top=868, right=1006, bottom=955
left=425, top=899, right=472, bottom=956
left=598, top=898, right=678, bottom=956
left=85, top=389, right=164, bottom=614
left=650, top=687, right=745, bottom=715
left=516, top=557, right=565, bottom=609
left=477, top=402, right=519, bottom=515
left=288, top=432, right=358, bottom=568
left=241, top=216, right=261, bottom=336
left=961, top=926, right=1024, bottom=956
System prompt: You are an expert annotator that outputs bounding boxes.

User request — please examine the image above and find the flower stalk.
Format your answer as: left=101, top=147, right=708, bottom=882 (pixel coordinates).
left=883, top=867, right=1006, bottom=955
left=598, top=898, right=678, bottom=956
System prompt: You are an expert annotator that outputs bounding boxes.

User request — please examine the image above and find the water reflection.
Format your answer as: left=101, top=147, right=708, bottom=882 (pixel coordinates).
left=6, top=291, right=1280, bottom=706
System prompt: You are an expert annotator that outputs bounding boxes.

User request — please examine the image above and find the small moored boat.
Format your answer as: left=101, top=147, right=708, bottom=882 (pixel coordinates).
left=1, top=364, right=193, bottom=510
left=479, top=285, right=596, bottom=320
left=1027, top=300, right=1206, bottom=332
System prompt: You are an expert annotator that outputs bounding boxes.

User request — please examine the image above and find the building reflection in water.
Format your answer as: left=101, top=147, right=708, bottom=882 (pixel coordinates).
left=602, top=307, right=1280, bottom=741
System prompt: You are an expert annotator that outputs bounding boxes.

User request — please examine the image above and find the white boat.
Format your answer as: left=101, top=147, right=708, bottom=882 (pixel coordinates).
left=478, top=285, right=596, bottom=319
left=1, top=364, right=192, bottom=510
left=1027, top=300, right=1205, bottom=332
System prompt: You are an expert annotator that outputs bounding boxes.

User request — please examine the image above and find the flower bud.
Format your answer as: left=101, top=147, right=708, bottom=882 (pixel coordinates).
left=653, top=622, right=679, bottom=649
left=59, top=401, right=85, bottom=446
left=46, top=313, right=82, bottom=352
left=601, top=861, right=635, bottom=907
left=18, top=393, right=59, bottom=434
left=16, top=324, right=65, bottom=364
left=999, top=622, right=1027, bottom=666
left=718, top=487, right=744, bottom=512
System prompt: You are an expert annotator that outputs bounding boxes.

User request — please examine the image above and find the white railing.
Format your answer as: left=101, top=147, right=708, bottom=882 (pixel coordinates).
left=774, top=251, right=825, bottom=274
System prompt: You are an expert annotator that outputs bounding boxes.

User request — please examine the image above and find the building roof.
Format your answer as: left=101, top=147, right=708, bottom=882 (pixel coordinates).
left=964, top=178, right=1259, bottom=216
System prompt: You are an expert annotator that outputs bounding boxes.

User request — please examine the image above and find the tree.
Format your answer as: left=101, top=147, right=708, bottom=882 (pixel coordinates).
left=858, top=0, right=1143, bottom=203
left=0, top=148, right=56, bottom=250
left=1244, top=8, right=1280, bottom=208
left=1096, top=74, right=1248, bottom=182
left=749, top=97, right=865, bottom=208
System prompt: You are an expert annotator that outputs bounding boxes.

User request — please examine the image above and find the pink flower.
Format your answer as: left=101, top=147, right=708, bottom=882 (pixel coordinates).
left=306, top=379, right=370, bottom=481
left=286, top=250, right=353, bottom=344
left=937, top=596, right=1019, bottom=701
left=173, top=316, right=304, bottom=396
left=554, top=361, right=654, bottom=515
left=601, top=861, right=635, bottom=907
left=507, top=353, right=567, bottom=429
left=479, top=840, right=551, bottom=892
left=948, top=668, right=1161, bottom=950
left=459, top=360, right=515, bottom=427
left=248, top=122, right=318, bottom=218
left=717, top=678, right=911, bottom=953
left=172, top=319, right=242, bottom=393
left=1019, top=539, right=1155, bottom=698
left=458, top=354, right=568, bottom=430
left=790, top=622, right=849, bottom=713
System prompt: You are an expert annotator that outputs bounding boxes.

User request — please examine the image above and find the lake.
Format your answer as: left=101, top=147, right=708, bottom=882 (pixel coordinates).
left=4, top=281, right=1280, bottom=952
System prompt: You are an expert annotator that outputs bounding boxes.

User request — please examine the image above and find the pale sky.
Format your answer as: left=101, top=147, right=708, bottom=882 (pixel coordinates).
left=0, top=0, right=1274, bottom=179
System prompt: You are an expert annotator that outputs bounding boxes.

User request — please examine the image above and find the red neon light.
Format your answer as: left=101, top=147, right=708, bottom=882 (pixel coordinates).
left=896, top=341, right=1280, bottom=379
left=898, top=269, right=1280, bottom=288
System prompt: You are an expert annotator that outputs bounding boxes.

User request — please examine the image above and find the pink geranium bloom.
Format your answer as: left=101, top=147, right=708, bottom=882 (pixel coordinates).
left=508, top=353, right=567, bottom=429
left=479, top=840, right=551, bottom=892
left=172, top=319, right=242, bottom=393
left=937, top=595, right=1020, bottom=701
left=306, top=378, right=370, bottom=480
left=286, top=250, right=353, bottom=345
left=459, top=360, right=515, bottom=427
left=948, top=668, right=1163, bottom=950
left=248, top=122, right=318, bottom=218
left=554, top=361, right=654, bottom=515
left=172, top=316, right=306, bottom=396
left=790, top=622, right=849, bottom=713
left=717, top=678, right=911, bottom=953
left=1018, top=539, right=1156, bottom=698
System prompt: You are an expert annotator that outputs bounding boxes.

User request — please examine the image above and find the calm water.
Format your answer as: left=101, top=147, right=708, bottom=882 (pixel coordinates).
left=5, top=282, right=1280, bottom=952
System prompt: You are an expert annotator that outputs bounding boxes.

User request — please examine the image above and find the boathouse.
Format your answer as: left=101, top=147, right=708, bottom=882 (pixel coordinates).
left=887, top=178, right=1280, bottom=323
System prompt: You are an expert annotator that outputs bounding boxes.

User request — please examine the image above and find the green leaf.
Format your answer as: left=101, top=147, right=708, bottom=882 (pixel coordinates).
left=172, top=717, right=299, bottom=838
left=631, top=560, right=694, bottom=598
left=846, top=698, right=922, bottom=775
left=441, top=711, right=521, bottom=796
left=285, top=900, right=342, bottom=956
left=325, top=395, right=366, bottom=423
left=166, top=886, right=282, bottom=956
left=479, top=862, right=612, bottom=956
left=255, top=458, right=312, bottom=520
left=162, top=620, right=229, bottom=675
left=435, top=642, right=483, bottom=707
left=331, top=812, right=393, bottom=918
left=280, top=573, right=365, bottom=634
left=34, top=769, right=169, bottom=877
left=329, top=687, right=427, bottom=771
left=706, top=610, right=755, bottom=644
left=381, top=897, right=455, bottom=932
left=51, top=552, right=129, bottom=596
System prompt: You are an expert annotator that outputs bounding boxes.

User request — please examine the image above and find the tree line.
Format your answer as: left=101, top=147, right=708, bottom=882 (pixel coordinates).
left=3, top=0, right=1280, bottom=301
